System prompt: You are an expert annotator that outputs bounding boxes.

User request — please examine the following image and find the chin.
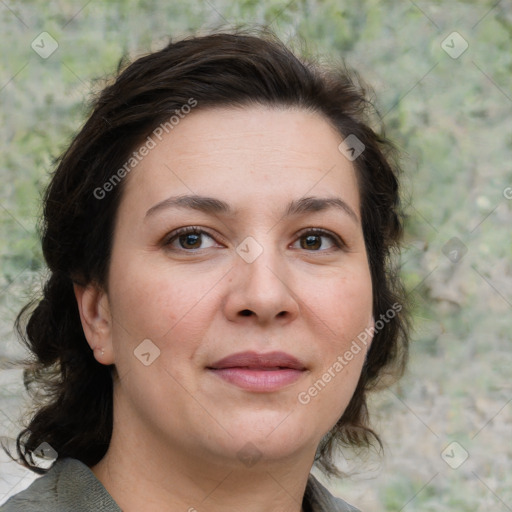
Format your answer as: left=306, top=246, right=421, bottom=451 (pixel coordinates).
left=211, top=412, right=320, bottom=465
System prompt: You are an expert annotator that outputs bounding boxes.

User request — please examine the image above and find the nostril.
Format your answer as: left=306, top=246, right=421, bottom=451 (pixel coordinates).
left=240, top=309, right=253, bottom=317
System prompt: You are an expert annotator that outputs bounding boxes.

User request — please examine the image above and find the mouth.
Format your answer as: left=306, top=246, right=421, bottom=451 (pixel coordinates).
left=207, top=351, right=307, bottom=392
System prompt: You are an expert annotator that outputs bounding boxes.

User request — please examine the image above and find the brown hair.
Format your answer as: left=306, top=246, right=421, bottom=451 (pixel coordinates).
left=11, top=28, right=409, bottom=476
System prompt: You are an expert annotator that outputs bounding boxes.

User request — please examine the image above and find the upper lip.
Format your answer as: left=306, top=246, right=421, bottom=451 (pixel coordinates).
left=208, top=351, right=306, bottom=370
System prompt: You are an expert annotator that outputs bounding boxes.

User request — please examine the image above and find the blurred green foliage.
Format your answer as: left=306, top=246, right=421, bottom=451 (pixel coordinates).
left=1, top=0, right=511, bottom=509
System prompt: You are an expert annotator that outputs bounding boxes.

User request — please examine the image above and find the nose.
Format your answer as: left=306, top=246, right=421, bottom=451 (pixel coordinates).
left=222, top=243, right=300, bottom=326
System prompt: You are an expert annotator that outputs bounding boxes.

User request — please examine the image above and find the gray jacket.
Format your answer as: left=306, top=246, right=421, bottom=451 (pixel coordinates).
left=0, top=458, right=360, bottom=511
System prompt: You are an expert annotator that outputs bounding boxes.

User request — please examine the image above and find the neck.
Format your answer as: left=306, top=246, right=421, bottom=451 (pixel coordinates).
left=92, top=439, right=313, bottom=512
left=92, top=414, right=317, bottom=512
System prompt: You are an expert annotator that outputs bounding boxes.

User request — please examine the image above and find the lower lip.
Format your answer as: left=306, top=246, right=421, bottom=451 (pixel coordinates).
left=209, top=368, right=304, bottom=392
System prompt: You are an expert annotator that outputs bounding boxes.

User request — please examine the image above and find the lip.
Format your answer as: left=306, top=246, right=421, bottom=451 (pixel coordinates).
left=207, top=351, right=307, bottom=392
left=209, top=351, right=306, bottom=371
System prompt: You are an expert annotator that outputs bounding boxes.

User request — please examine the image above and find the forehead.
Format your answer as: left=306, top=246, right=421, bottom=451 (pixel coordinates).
left=119, top=105, right=360, bottom=216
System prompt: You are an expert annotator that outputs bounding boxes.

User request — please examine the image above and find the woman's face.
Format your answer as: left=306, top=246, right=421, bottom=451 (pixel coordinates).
left=95, top=106, right=374, bottom=468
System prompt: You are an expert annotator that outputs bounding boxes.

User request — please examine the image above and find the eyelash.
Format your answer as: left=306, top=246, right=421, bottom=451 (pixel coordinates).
left=163, top=226, right=217, bottom=250
left=163, top=226, right=345, bottom=252
left=294, top=228, right=345, bottom=251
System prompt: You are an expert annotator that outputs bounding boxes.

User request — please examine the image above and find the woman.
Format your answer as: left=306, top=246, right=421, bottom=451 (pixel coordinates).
left=1, top=29, right=409, bottom=511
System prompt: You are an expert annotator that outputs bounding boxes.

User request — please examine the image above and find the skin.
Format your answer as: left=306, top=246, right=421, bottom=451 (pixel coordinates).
left=74, top=105, right=374, bottom=512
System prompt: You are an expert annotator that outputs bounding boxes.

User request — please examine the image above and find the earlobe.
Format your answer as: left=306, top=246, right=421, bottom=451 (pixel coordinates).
left=73, top=282, right=115, bottom=365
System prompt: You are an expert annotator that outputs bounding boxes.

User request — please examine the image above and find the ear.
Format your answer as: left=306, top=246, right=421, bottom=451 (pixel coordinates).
left=73, top=282, right=115, bottom=365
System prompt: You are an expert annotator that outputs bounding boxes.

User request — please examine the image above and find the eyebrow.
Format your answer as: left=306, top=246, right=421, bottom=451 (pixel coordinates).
left=145, top=195, right=232, bottom=218
left=285, top=196, right=358, bottom=223
left=145, top=194, right=359, bottom=223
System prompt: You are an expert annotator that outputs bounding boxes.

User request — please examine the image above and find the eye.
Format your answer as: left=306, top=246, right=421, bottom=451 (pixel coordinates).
left=292, top=229, right=343, bottom=251
left=164, top=227, right=221, bottom=251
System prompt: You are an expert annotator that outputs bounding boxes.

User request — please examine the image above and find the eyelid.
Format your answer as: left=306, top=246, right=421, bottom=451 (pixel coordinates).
left=163, top=226, right=225, bottom=250
left=162, top=226, right=346, bottom=252
left=293, top=227, right=346, bottom=250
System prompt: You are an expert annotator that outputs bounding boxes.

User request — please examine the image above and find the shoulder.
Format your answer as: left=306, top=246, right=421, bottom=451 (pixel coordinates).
left=1, top=461, right=360, bottom=512
left=0, top=458, right=121, bottom=512
left=305, top=473, right=361, bottom=512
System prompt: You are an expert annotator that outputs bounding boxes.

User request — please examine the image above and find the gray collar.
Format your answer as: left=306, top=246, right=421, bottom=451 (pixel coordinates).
left=1, top=458, right=360, bottom=512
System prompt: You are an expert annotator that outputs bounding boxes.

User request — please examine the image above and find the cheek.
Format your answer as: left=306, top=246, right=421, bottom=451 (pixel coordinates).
left=107, top=258, right=223, bottom=388
left=307, top=265, right=373, bottom=345
left=108, top=258, right=217, bottom=341
left=298, top=326, right=369, bottom=433
left=297, top=264, right=372, bottom=418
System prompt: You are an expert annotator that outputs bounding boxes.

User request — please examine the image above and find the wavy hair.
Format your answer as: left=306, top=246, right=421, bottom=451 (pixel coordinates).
left=9, top=28, right=410, bottom=476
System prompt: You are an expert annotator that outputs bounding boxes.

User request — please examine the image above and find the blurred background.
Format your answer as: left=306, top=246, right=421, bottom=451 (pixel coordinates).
left=0, top=1, right=511, bottom=510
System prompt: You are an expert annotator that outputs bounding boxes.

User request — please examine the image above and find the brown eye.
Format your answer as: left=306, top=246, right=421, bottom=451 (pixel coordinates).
left=165, top=227, right=219, bottom=251
left=301, top=235, right=322, bottom=250
left=293, top=229, right=342, bottom=251
left=179, top=232, right=202, bottom=249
